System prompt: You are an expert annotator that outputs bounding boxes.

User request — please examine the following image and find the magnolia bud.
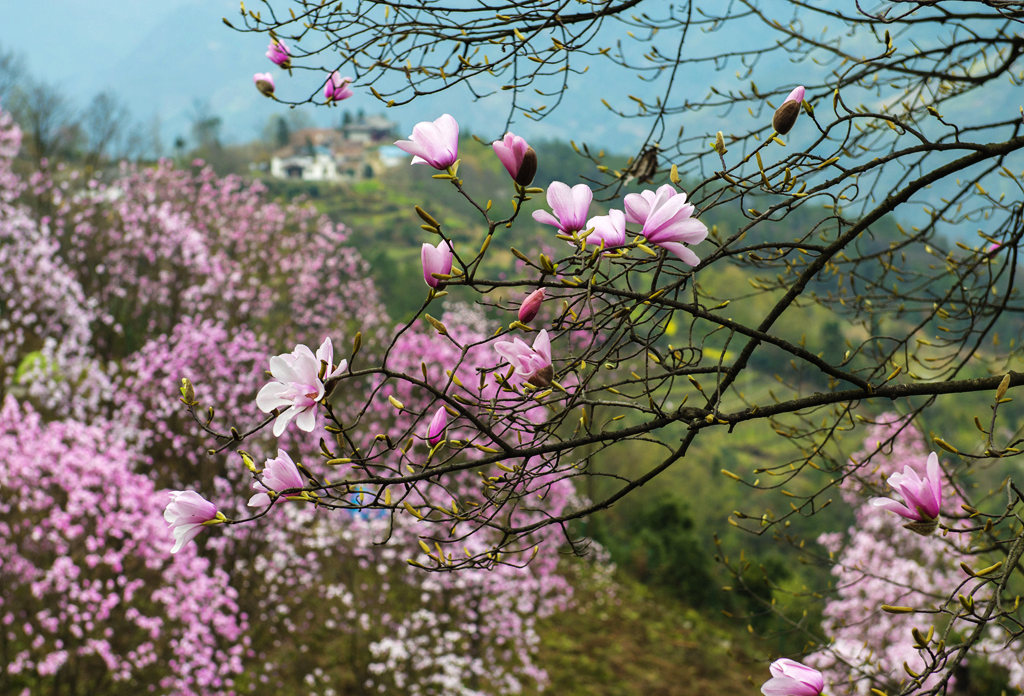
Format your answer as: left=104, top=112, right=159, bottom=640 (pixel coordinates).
left=517, top=288, right=546, bottom=323
left=772, top=86, right=805, bottom=135
left=253, top=72, right=275, bottom=97
left=493, top=132, right=537, bottom=186
left=426, top=406, right=448, bottom=446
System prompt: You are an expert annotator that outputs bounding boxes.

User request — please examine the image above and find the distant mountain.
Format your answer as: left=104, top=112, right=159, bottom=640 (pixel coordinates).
left=6, top=0, right=1021, bottom=237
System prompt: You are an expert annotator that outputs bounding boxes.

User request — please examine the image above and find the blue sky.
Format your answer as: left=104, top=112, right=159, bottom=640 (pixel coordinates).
left=2, top=0, right=659, bottom=150
left=4, top=1, right=1020, bottom=239
left=4, top=0, right=1011, bottom=191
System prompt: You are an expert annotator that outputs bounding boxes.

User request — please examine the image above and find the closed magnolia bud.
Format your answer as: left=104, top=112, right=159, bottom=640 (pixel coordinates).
left=253, top=72, right=275, bottom=97
left=772, top=85, right=805, bottom=135
left=179, top=377, right=196, bottom=404
left=518, top=287, right=545, bottom=323
left=426, top=406, right=448, bottom=446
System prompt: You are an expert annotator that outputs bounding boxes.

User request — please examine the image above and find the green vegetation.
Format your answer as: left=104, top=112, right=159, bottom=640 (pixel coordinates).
left=530, top=567, right=761, bottom=696
left=248, top=131, right=1024, bottom=692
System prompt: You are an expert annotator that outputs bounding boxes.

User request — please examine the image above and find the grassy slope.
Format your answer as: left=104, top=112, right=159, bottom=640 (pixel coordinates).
left=529, top=569, right=762, bottom=696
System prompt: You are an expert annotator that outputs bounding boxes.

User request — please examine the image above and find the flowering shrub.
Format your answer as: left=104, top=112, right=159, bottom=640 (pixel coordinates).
left=809, top=416, right=1023, bottom=694
left=0, top=398, right=247, bottom=694
left=0, top=100, right=577, bottom=695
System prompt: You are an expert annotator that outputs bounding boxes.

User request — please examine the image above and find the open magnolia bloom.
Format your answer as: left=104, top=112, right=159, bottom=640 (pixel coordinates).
left=761, top=658, right=824, bottom=696
left=324, top=71, right=354, bottom=102
left=164, top=490, right=219, bottom=554
left=623, top=184, right=708, bottom=266
left=494, top=329, right=553, bottom=387
left=248, top=449, right=305, bottom=508
left=870, top=451, right=943, bottom=535
left=584, top=209, right=627, bottom=250
left=256, top=338, right=347, bottom=437
left=266, top=39, right=291, bottom=68
left=532, top=181, right=593, bottom=234
left=395, top=113, right=459, bottom=169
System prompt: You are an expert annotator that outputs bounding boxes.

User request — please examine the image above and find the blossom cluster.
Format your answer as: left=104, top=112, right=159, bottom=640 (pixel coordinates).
left=0, top=97, right=575, bottom=695
left=253, top=38, right=355, bottom=105
left=532, top=181, right=708, bottom=265
left=806, top=416, right=1021, bottom=694
left=0, top=398, right=247, bottom=693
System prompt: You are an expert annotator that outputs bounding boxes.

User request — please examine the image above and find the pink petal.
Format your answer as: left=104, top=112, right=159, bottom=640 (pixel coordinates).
left=256, top=380, right=292, bottom=413
left=785, top=86, right=806, bottom=104
left=267, top=354, right=301, bottom=383
left=658, top=217, right=709, bottom=245
left=925, top=451, right=943, bottom=515
left=532, top=210, right=561, bottom=228
left=170, top=523, right=203, bottom=554
left=531, top=329, right=552, bottom=365
left=656, top=241, right=701, bottom=266
left=643, top=194, right=694, bottom=238
left=761, top=676, right=819, bottom=696
left=623, top=192, right=653, bottom=225
left=869, top=496, right=917, bottom=519
left=247, top=492, right=271, bottom=508
left=293, top=407, right=317, bottom=433
left=434, top=114, right=459, bottom=150
left=493, top=133, right=526, bottom=178
left=272, top=407, right=299, bottom=437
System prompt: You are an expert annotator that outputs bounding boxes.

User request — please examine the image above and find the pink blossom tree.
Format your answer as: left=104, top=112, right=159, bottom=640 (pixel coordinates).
left=0, top=398, right=247, bottom=695
left=808, top=416, right=1024, bottom=694
left=0, top=98, right=577, bottom=695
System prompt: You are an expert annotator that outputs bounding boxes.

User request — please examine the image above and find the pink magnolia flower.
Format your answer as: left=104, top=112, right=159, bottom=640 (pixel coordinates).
left=426, top=406, right=448, bottom=446
left=248, top=449, right=305, bottom=508
left=623, top=184, right=708, bottom=266
left=266, top=40, right=291, bottom=68
left=253, top=72, right=275, bottom=97
left=395, top=114, right=459, bottom=169
left=492, top=132, right=537, bottom=186
left=164, top=490, right=219, bottom=554
left=584, top=209, right=627, bottom=249
left=421, top=240, right=454, bottom=288
left=518, top=288, right=546, bottom=324
left=761, top=658, right=824, bottom=696
left=532, top=182, right=593, bottom=234
left=256, top=337, right=348, bottom=436
left=324, top=71, right=354, bottom=103
left=773, top=85, right=805, bottom=135
left=870, top=451, right=943, bottom=529
left=494, top=329, right=553, bottom=387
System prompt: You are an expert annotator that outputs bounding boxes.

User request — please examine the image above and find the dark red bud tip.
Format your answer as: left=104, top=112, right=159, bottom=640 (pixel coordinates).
left=772, top=99, right=801, bottom=135
left=515, top=147, right=538, bottom=187
left=527, top=365, right=554, bottom=388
